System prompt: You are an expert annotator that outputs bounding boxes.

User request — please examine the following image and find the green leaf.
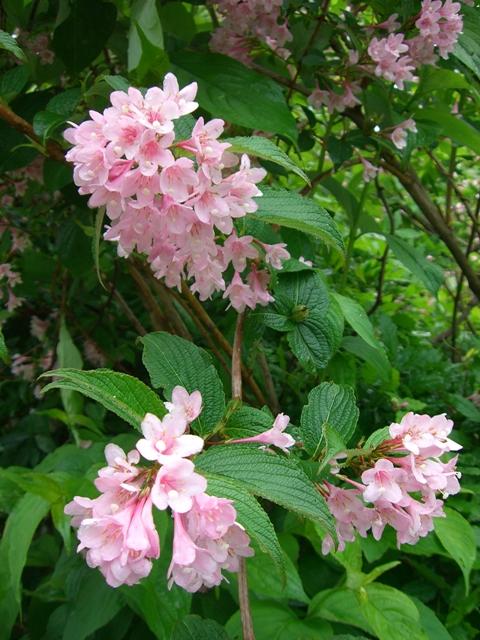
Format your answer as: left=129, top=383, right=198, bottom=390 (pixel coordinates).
left=171, top=51, right=297, bottom=141
left=43, top=158, right=72, bottom=191
left=0, top=326, right=8, bottom=363
left=333, top=293, right=386, bottom=353
left=0, top=468, right=64, bottom=503
left=225, top=136, right=309, bottom=184
left=227, top=601, right=333, bottom=640
left=300, top=382, right=359, bottom=457
left=47, top=88, right=81, bottom=116
left=252, top=187, right=344, bottom=253
left=173, top=616, right=231, bottom=640
left=128, top=0, right=167, bottom=82
left=57, top=319, right=84, bottom=417
left=0, top=65, right=30, bottom=102
left=0, top=29, right=26, bottom=61
left=201, top=472, right=285, bottom=577
left=0, top=494, right=50, bottom=640
left=140, top=332, right=225, bottom=437
left=454, top=5, right=480, bottom=80
left=364, top=426, right=391, bottom=449
left=104, top=75, right=130, bottom=92
left=414, top=108, right=480, bottom=155
left=247, top=549, right=309, bottom=603
left=41, top=368, right=165, bottom=429
left=386, top=235, right=444, bottom=295
left=62, top=569, right=123, bottom=640
left=434, top=507, right=476, bottom=593
left=93, top=207, right=106, bottom=289
left=33, top=110, right=66, bottom=142
left=224, top=405, right=273, bottom=439
left=196, top=444, right=335, bottom=535
left=416, top=67, right=470, bottom=95
left=449, top=393, right=480, bottom=422
left=342, top=336, right=391, bottom=381
left=412, top=598, right=453, bottom=640
left=174, top=114, right=196, bottom=141
left=121, top=546, right=191, bottom=639
left=52, top=0, right=117, bottom=73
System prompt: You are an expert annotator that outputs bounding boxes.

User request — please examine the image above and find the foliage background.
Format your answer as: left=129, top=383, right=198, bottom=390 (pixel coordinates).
left=0, top=0, right=480, bottom=639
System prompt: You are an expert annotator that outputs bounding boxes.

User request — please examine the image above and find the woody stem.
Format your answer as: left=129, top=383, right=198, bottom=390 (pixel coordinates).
left=232, top=312, right=255, bottom=640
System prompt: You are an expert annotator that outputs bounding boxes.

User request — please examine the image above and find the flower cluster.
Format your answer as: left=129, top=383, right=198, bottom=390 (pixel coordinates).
left=308, top=81, right=362, bottom=114
left=368, top=1, right=463, bottom=86
left=322, top=412, right=461, bottom=554
left=210, top=0, right=292, bottom=66
left=65, top=386, right=296, bottom=590
left=65, top=73, right=289, bottom=310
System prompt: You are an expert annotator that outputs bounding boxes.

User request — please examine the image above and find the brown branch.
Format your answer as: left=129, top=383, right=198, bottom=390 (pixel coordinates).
left=127, top=263, right=168, bottom=331
left=257, top=347, right=279, bottom=414
left=0, top=102, right=66, bottom=164
left=112, top=289, right=147, bottom=336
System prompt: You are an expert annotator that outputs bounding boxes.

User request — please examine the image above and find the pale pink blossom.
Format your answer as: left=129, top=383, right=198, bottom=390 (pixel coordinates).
left=223, top=271, right=255, bottom=312
left=263, top=242, right=290, bottom=269
left=361, top=459, right=407, bottom=504
left=361, top=158, right=379, bottom=182
left=390, top=118, right=417, bottom=150
left=228, top=413, right=295, bottom=452
left=151, top=457, right=207, bottom=513
left=164, top=386, right=203, bottom=424
left=389, top=412, right=461, bottom=456
left=136, top=411, right=204, bottom=463
left=223, top=233, right=258, bottom=272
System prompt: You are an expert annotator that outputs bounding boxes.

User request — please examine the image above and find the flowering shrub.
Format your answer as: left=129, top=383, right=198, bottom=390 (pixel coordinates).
left=1, top=1, right=480, bottom=639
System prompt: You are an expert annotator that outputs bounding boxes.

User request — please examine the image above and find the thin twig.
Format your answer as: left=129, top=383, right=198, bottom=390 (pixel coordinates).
left=112, top=289, right=147, bottom=336
left=232, top=313, right=255, bottom=640
left=127, top=263, right=168, bottom=331
left=257, top=347, right=280, bottom=414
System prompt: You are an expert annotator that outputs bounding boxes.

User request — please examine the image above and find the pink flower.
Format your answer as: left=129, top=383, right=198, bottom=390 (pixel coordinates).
left=222, top=233, right=258, bottom=272
left=228, top=413, right=295, bottom=452
left=360, top=158, right=379, bottom=182
left=164, top=386, right=202, bottom=424
left=168, top=493, right=254, bottom=592
left=390, top=118, right=417, bottom=150
left=95, top=444, right=141, bottom=493
left=151, top=457, right=207, bottom=513
left=389, top=412, right=461, bottom=456
left=247, top=268, right=274, bottom=307
left=136, top=411, right=204, bottom=463
left=361, top=459, right=407, bottom=504
left=223, top=271, right=255, bottom=312
left=263, top=242, right=290, bottom=269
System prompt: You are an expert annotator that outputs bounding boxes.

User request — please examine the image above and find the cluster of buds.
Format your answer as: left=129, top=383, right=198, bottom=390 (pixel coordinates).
left=321, top=412, right=461, bottom=553
left=65, top=387, right=295, bottom=591
left=64, top=74, right=290, bottom=311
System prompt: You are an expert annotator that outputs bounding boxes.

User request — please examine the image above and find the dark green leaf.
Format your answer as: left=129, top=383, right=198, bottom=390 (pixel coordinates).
left=41, top=368, right=165, bottom=429
left=300, top=382, right=359, bottom=457
left=0, top=30, right=26, bottom=61
left=171, top=51, right=297, bottom=141
left=140, top=332, right=225, bottom=437
left=434, top=507, right=476, bottom=593
left=196, top=444, right=335, bottom=535
left=252, top=187, right=344, bottom=253
left=173, top=616, right=230, bottom=640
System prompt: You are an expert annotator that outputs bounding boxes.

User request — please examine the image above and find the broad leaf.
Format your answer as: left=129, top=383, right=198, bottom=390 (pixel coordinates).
left=434, top=507, right=476, bottom=593
left=224, top=405, right=273, bottom=439
left=386, top=235, right=444, bottom=296
left=300, top=382, right=359, bottom=457
left=333, top=293, right=385, bottom=352
left=225, top=136, right=309, bottom=184
left=62, top=569, right=123, bottom=640
left=171, top=51, right=297, bottom=140
left=52, top=0, right=117, bottom=73
left=342, top=336, right=391, bottom=381
left=415, top=108, right=480, bottom=155
left=57, top=318, right=84, bottom=417
left=202, top=472, right=285, bottom=577
left=454, top=5, right=480, bottom=80
left=252, top=187, right=344, bottom=253
left=173, top=616, right=230, bottom=640
left=196, top=444, right=335, bottom=535
left=0, top=494, right=50, bottom=640
left=41, top=368, right=165, bottom=429
left=140, top=332, right=225, bottom=437
left=0, top=29, right=26, bottom=61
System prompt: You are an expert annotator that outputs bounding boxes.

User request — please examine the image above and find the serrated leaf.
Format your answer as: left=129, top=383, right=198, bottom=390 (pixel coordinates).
left=434, top=507, right=476, bottom=593
left=140, top=332, right=225, bottom=437
left=174, top=114, right=196, bottom=141
left=196, top=444, right=335, bottom=536
left=333, top=293, right=385, bottom=353
left=202, top=471, right=285, bottom=577
left=0, top=65, right=30, bottom=102
left=0, top=30, right=26, bottom=61
left=41, top=368, right=165, bottom=429
left=172, top=616, right=230, bottom=640
left=225, top=136, right=309, bottom=184
left=252, top=187, right=344, bottom=253
left=300, top=382, right=359, bottom=457
left=386, top=235, right=444, bottom=296
left=224, top=405, right=273, bottom=439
